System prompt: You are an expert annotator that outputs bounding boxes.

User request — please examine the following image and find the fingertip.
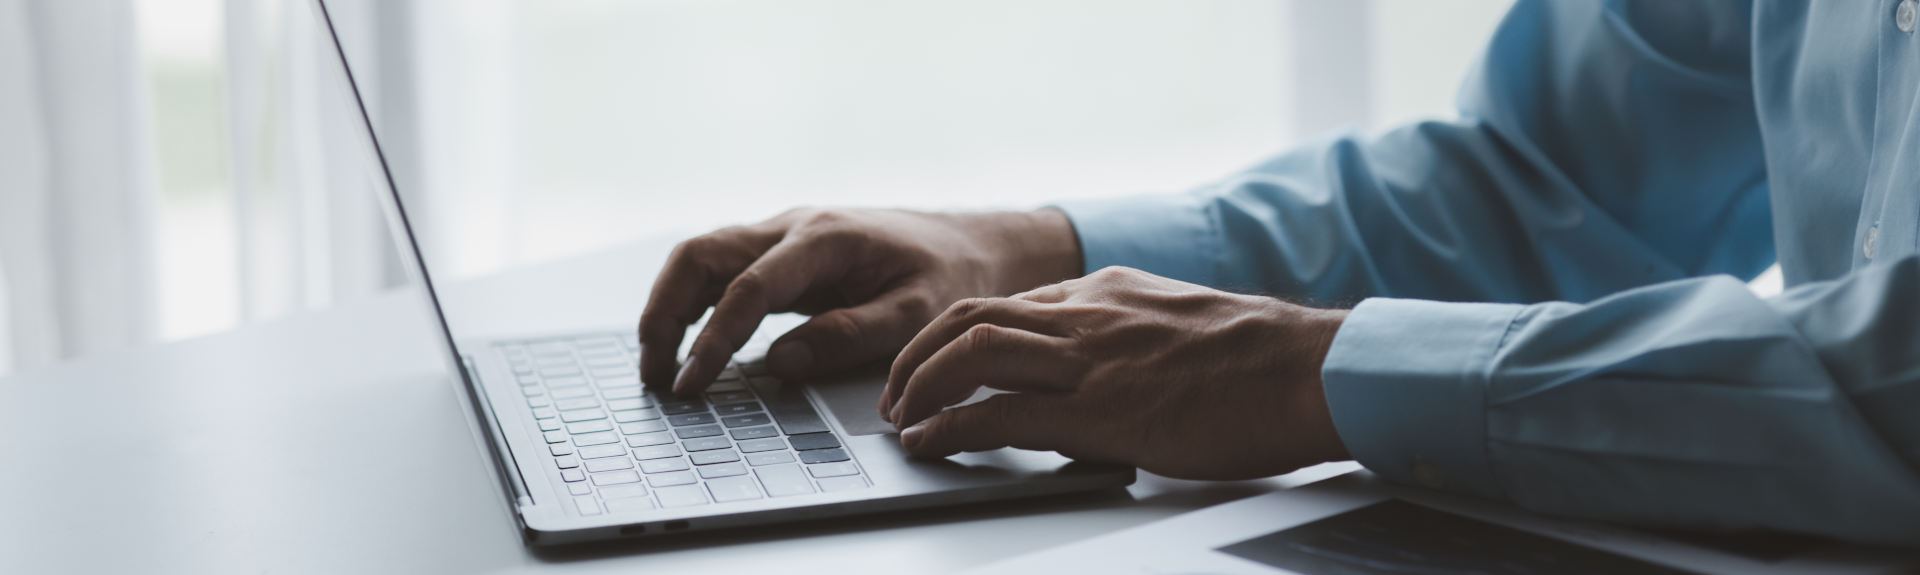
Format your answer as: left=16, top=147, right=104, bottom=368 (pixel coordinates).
left=671, top=354, right=699, bottom=395
left=900, top=422, right=928, bottom=452
left=765, top=340, right=813, bottom=378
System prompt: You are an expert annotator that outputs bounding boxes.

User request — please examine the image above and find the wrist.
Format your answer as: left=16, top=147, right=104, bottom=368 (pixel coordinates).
left=955, top=209, right=1083, bottom=295
left=1294, top=306, right=1355, bottom=464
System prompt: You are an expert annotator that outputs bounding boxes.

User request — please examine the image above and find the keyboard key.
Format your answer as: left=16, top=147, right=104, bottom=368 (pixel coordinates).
left=729, top=426, right=780, bottom=441
left=799, top=448, right=850, bottom=464
left=668, top=413, right=716, bottom=427
left=573, top=495, right=601, bottom=516
left=755, top=464, right=815, bottom=497
left=553, top=398, right=600, bottom=411
left=545, top=376, right=589, bottom=389
left=561, top=468, right=586, bottom=482
left=554, top=455, right=581, bottom=469
left=708, top=391, right=755, bottom=405
left=690, top=449, right=741, bottom=466
left=736, top=438, right=787, bottom=453
left=660, top=400, right=708, bottom=416
left=566, top=420, right=614, bottom=434
left=549, top=443, right=575, bottom=456
left=721, top=413, right=771, bottom=428
left=525, top=395, right=552, bottom=408
left=619, top=420, right=668, bottom=435
left=751, top=379, right=830, bottom=435
left=541, top=366, right=582, bottom=378
left=522, top=386, right=546, bottom=397
left=573, top=431, right=620, bottom=446
left=698, top=462, right=749, bottom=479
left=567, top=482, right=593, bottom=496
left=714, top=402, right=762, bottom=416
left=787, top=433, right=841, bottom=451
left=630, top=444, right=682, bottom=460
left=741, top=361, right=770, bottom=376
left=682, top=436, right=732, bottom=452
left=591, top=368, right=636, bottom=380
left=550, top=387, right=595, bottom=400
left=606, top=497, right=657, bottom=513
left=543, top=431, right=568, bottom=444
left=640, top=457, right=691, bottom=474
left=807, top=461, right=860, bottom=478
left=605, top=398, right=654, bottom=411
left=592, top=470, right=642, bottom=486
left=613, top=409, right=662, bottom=423
left=648, top=471, right=699, bottom=488
left=537, top=419, right=563, bottom=432
left=675, top=425, right=724, bottom=439
left=532, top=407, right=558, bottom=420
left=578, top=444, right=626, bottom=460
left=655, top=484, right=710, bottom=507
left=559, top=408, right=607, bottom=423
left=706, top=380, right=748, bottom=393
left=746, top=451, right=796, bottom=466
left=817, top=475, right=869, bottom=492
left=585, top=457, right=635, bottom=473
left=600, top=483, right=648, bottom=500
left=706, top=474, right=764, bottom=503
left=601, top=387, right=644, bottom=400
left=627, top=432, right=674, bottom=448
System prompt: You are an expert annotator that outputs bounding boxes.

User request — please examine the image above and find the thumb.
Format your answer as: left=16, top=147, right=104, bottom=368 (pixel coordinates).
left=901, top=393, right=1087, bottom=458
left=765, top=289, right=931, bottom=379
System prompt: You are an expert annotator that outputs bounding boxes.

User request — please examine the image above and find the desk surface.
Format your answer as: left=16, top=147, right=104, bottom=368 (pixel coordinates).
left=0, top=237, right=1356, bottom=574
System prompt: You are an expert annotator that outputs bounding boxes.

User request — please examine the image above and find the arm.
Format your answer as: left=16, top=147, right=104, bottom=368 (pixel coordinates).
left=1325, top=255, right=1920, bottom=545
left=1058, top=0, right=1773, bottom=304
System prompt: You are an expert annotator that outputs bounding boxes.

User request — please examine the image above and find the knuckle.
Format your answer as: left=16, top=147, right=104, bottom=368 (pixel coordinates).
left=815, top=311, right=865, bottom=343
left=961, top=323, right=1001, bottom=355
left=947, top=297, right=994, bottom=320
left=798, top=209, right=850, bottom=229
left=725, top=270, right=768, bottom=301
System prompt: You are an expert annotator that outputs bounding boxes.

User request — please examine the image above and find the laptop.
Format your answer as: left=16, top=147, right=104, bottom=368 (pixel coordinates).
left=309, top=0, right=1135, bottom=546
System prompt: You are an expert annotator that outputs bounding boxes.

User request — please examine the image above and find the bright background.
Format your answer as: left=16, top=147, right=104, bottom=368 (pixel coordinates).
left=0, top=0, right=1515, bottom=375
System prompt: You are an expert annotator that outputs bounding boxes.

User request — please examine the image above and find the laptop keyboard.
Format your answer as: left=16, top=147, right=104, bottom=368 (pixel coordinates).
left=498, top=334, right=869, bottom=517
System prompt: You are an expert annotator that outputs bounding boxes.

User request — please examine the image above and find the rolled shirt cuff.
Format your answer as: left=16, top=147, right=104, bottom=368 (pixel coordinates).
left=1052, top=193, right=1218, bottom=286
left=1321, top=297, right=1525, bottom=500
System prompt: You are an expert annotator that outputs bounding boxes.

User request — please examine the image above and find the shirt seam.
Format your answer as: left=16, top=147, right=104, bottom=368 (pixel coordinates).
left=1476, top=303, right=1528, bottom=501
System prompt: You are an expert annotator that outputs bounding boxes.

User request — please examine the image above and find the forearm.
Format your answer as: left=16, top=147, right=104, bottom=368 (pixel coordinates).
left=1323, top=257, right=1920, bottom=545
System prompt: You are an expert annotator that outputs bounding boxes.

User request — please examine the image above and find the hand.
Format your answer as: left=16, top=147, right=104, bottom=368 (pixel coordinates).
left=880, top=266, right=1351, bottom=480
left=639, top=208, right=1081, bottom=394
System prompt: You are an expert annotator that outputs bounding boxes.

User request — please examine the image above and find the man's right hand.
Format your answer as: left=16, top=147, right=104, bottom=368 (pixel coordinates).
left=638, top=208, right=1082, bottom=395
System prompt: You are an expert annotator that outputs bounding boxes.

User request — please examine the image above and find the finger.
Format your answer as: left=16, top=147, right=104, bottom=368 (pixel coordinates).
left=880, top=297, right=1060, bottom=420
left=901, top=393, right=1100, bottom=459
left=764, top=287, right=933, bottom=380
left=676, top=238, right=847, bottom=394
left=1010, top=282, right=1072, bottom=304
left=638, top=227, right=781, bottom=386
left=890, top=324, right=1083, bottom=429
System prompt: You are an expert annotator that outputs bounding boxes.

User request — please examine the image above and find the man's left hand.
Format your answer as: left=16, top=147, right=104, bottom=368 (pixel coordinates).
left=879, top=266, right=1352, bottom=480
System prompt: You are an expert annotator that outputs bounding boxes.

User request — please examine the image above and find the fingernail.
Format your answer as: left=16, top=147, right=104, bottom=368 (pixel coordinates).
left=766, top=341, right=813, bottom=375
left=672, top=355, right=699, bottom=394
left=901, top=423, right=927, bottom=451
left=889, top=405, right=904, bottom=426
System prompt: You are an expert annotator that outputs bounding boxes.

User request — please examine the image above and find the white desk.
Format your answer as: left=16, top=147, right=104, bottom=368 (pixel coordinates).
left=0, top=237, right=1356, bottom=574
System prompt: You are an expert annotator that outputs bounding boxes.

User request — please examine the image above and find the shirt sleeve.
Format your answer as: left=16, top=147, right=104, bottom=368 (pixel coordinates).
left=1056, top=0, right=1775, bottom=304
left=1323, top=256, right=1920, bottom=545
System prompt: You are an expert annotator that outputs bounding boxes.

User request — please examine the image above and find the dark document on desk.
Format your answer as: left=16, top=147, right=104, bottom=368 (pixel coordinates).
left=1216, top=499, right=1698, bottom=575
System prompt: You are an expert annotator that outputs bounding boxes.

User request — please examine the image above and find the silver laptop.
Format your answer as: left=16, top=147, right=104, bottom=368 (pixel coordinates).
left=309, top=0, right=1134, bottom=546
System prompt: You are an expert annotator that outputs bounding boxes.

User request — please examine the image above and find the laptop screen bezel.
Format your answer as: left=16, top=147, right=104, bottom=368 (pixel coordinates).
left=308, top=0, right=534, bottom=511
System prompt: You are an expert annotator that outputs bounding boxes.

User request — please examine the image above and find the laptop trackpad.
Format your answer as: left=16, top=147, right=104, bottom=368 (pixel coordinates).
left=806, top=366, right=994, bottom=436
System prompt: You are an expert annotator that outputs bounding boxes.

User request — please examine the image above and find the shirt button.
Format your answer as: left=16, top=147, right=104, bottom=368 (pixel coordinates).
left=1900, top=0, right=1917, bottom=33
left=1864, top=225, right=1880, bottom=260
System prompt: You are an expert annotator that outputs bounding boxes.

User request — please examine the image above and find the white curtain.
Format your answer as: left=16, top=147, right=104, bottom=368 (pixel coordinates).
left=0, top=0, right=402, bottom=375
left=0, top=0, right=160, bottom=374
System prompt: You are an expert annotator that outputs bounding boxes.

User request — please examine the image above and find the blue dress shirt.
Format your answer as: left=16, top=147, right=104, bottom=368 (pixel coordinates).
left=1057, top=0, right=1920, bottom=545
